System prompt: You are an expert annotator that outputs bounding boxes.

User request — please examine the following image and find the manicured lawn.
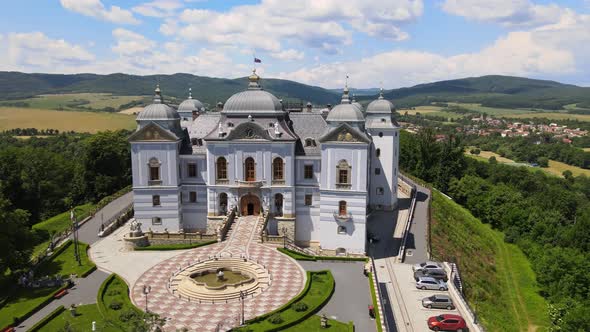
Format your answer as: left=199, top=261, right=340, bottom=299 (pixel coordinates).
left=37, top=304, right=120, bottom=332
left=135, top=240, right=217, bottom=251
left=236, top=271, right=335, bottom=331
left=431, top=190, right=550, bottom=332
left=0, top=287, right=57, bottom=328
left=36, top=241, right=95, bottom=278
left=282, top=315, right=353, bottom=331
left=32, top=203, right=95, bottom=260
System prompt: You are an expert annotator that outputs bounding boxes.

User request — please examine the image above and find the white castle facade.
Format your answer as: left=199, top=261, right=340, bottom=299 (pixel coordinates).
left=129, top=71, right=399, bottom=255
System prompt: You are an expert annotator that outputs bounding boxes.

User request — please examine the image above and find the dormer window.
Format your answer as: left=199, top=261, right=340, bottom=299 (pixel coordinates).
left=304, top=138, right=316, bottom=147
left=227, top=122, right=234, bottom=127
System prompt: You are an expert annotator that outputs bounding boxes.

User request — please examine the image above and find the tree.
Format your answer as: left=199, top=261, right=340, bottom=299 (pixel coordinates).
left=0, top=190, right=34, bottom=275
left=537, top=157, right=549, bottom=168
left=488, top=156, right=497, bottom=164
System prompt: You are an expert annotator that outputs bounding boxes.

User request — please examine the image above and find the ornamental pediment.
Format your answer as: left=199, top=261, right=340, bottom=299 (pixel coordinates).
left=318, top=123, right=370, bottom=143
left=128, top=122, right=179, bottom=142
left=225, top=122, right=272, bottom=141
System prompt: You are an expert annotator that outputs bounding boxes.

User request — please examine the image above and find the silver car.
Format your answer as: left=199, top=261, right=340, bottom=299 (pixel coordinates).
left=416, top=276, right=448, bottom=291
left=413, top=261, right=443, bottom=273
left=422, top=294, right=455, bottom=310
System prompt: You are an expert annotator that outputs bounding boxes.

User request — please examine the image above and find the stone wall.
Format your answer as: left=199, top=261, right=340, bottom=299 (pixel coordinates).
left=398, top=177, right=413, bottom=197
left=277, top=218, right=295, bottom=240
left=146, top=231, right=217, bottom=245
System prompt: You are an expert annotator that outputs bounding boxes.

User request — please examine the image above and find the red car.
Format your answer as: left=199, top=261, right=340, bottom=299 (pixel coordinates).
left=427, top=314, right=467, bottom=331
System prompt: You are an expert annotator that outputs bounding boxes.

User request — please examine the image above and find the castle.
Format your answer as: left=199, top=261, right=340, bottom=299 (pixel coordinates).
left=129, top=70, right=399, bottom=255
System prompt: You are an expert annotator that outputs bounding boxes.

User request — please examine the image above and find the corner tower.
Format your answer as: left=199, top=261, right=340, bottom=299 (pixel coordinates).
left=366, top=88, right=399, bottom=210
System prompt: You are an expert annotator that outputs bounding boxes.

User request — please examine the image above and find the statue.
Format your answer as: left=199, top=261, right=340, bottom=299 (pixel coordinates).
left=274, top=122, right=280, bottom=135
left=129, top=220, right=143, bottom=237
left=320, top=313, right=328, bottom=328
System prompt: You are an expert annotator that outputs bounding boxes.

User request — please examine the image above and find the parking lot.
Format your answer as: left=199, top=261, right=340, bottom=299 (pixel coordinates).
left=376, top=260, right=476, bottom=331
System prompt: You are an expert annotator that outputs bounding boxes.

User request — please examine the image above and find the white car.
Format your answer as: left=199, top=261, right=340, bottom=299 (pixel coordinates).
left=416, top=276, right=448, bottom=291
left=412, top=261, right=443, bottom=273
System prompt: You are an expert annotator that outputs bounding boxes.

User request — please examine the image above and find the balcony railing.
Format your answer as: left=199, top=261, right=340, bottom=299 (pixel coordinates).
left=148, top=179, right=162, bottom=186
left=215, top=179, right=229, bottom=185
left=335, top=183, right=351, bottom=189
left=333, top=212, right=353, bottom=221
left=235, top=180, right=264, bottom=188
left=272, top=179, right=285, bottom=185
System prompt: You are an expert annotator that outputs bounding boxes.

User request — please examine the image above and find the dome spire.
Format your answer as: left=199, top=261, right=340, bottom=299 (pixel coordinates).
left=153, top=84, right=162, bottom=104
left=341, top=78, right=350, bottom=104
left=188, top=87, right=193, bottom=99
left=248, top=69, right=261, bottom=90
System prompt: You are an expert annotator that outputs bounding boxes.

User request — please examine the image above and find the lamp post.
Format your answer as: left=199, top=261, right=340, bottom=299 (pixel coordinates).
left=239, top=290, right=245, bottom=325
left=143, top=285, right=151, bottom=312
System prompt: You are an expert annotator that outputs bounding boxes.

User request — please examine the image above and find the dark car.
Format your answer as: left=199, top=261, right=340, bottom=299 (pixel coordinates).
left=414, top=268, right=448, bottom=282
left=427, top=314, right=467, bottom=331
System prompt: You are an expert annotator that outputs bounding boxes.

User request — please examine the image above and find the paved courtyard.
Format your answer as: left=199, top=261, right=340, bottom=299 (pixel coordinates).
left=92, top=216, right=306, bottom=332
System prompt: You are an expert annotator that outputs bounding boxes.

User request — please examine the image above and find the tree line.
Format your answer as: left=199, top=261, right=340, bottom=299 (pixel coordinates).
left=0, top=131, right=131, bottom=276
left=400, top=129, right=590, bottom=330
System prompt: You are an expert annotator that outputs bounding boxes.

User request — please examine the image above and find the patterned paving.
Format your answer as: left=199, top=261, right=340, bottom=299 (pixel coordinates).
left=131, top=216, right=306, bottom=331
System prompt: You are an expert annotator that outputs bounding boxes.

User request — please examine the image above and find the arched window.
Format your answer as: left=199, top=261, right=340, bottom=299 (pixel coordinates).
left=337, top=225, right=347, bottom=234
left=216, top=157, right=227, bottom=180
left=275, top=193, right=283, bottom=216
left=305, top=138, right=313, bottom=147
left=336, top=160, right=351, bottom=189
left=245, top=157, right=256, bottom=181
left=338, top=201, right=347, bottom=216
left=148, top=158, right=161, bottom=184
left=376, top=148, right=381, bottom=158
left=273, top=157, right=284, bottom=181
left=219, top=193, right=228, bottom=215
left=378, top=132, right=383, bottom=138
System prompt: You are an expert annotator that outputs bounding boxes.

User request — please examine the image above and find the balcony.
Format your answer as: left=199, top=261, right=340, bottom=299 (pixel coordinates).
left=235, top=180, right=264, bottom=188
left=215, top=179, right=229, bottom=185
left=272, top=179, right=285, bottom=185
left=333, top=211, right=353, bottom=221
left=335, top=183, right=351, bottom=190
left=148, top=180, right=162, bottom=186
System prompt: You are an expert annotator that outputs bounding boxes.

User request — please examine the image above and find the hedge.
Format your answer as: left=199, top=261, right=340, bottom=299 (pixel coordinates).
left=135, top=240, right=217, bottom=251
left=237, top=270, right=336, bottom=332
left=27, top=305, right=66, bottom=332
left=0, top=284, right=70, bottom=331
left=277, top=247, right=368, bottom=262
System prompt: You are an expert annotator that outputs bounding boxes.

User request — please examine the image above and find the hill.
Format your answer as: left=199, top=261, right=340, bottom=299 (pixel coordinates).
left=0, top=72, right=340, bottom=106
left=366, top=75, right=590, bottom=110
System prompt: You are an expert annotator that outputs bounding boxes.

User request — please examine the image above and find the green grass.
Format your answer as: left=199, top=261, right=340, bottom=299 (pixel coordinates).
left=281, top=315, right=353, bottom=331
left=0, top=287, right=59, bottom=328
left=237, top=271, right=335, bottom=332
left=36, top=241, right=95, bottom=278
left=277, top=247, right=367, bottom=262
left=32, top=203, right=95, bottom=260
left=0, top=93, right=145, bottom=111
left=431, top=190, right=550, bottom=332
left=368, top=273, right=383, bottom=332
left=0, top=107, right=137, bottom=133
left=135, top=240, right=217, bottom=251
left=36, top=304, right=121, bottom=332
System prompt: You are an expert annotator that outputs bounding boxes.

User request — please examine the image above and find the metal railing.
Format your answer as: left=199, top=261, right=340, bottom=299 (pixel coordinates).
left=398, top=178, right=417, bottom=261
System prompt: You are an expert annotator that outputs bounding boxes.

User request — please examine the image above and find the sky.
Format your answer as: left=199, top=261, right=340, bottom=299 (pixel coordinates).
left=1, top=0, right=590, bottom=89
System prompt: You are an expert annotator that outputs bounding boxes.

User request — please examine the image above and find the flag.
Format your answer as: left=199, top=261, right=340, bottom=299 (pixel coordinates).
left=254, top=57, right=262, bottom=63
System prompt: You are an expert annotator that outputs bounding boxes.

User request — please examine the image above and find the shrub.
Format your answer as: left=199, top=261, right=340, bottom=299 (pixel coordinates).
left=109, top=301, right=123, bottom=310
left=107, top=289, right=121, bottom=296
left=119, top=309, right=138, bottom=322
left=268, top=314, right=283, bottom=324
left=292, top=302, right=308, bottom=312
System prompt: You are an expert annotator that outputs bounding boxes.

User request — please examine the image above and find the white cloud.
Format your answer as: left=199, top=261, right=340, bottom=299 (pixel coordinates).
left=111, top=28, right=156, bottom=56
left=441, top=0, right=567, bottom=27
left=60, top=0, right=140, bottom=24
left=133, top=0, right=184, bottom=18
left=0, top=32, right=95, bottom=72
left=270, top=49, right=305, bottom=61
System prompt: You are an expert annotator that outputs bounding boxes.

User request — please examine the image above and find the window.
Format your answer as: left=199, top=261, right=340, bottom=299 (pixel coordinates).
left=395, top=131, right=398, bottom=137
left=227, top=122, right=234, bottom=127
left=381, top=118, right=386, bottom=123
left=216, top=157, right=227, bottom=180
left=152, top=217, right=162, bottom=225
left=338, top=201, right=347, bottom=216
left=245, top=157, right=256, bottom=181
left=189, top=191, right=197, bottom=203
left=378, top=132, right=383, bottom=138
left=377, top=187, right=384, bottom=195
left=337, top=225, right=347, bottom=234
left=376, top=148, right=381, bottom=158
left=152, top=195, right=161, bottom=206
left=188, top=163, right=197, bottom=177
left=335, top=248, right=346, bottom=256
left=273, top=157, right=284, bottom=180
left=375, top=168, right=381, bottom=175
left=305, top=194, right=312, bottom=206
left=219, top=193, right=228, bottom=215
left=149, top=158, right=160, bottom=181
left=336, top=160, right=351, bottom=188
left=275, top=193, right=283, bottom=216
left=304, top=165, right=314, bottom=179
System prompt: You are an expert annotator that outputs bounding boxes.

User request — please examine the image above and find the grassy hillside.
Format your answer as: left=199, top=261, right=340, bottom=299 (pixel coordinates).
left=367, top=75, right=590, bottom=110
left=430, top=190, right=550, bottom=332
left=0, top=72, right=340, bottom=106
left=0, top=93, right=146, bottom=111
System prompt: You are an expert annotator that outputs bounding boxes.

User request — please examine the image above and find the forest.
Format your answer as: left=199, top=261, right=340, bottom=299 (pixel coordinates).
left=0, top=131, right=131, bottom=276
left=400, top=129, right=590, bottom=330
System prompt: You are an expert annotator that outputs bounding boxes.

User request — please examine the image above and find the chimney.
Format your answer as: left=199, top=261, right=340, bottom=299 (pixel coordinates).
left=217, top=102, right=223, bottom=112
left=306, top=102, right=312, bottom=113
left=192, top=110, right=199, bottom=120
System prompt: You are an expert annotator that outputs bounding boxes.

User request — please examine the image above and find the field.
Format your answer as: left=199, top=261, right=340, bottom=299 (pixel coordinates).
left=0, top=93, right=146, bottom=111
left=0, top=107, right=136, bottom=133
left=118, top=106, right=143, bottom=115
left=583, top=148, right=590, bottom=152
left=466, top=148, right=516, bottom=163
left=431, top=190, right=550, bottom=332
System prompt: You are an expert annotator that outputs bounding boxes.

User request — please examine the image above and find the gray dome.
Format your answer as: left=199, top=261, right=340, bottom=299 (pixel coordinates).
left=326, top=103, right=365, bottom=122
left=223, top=90, right=282, bottom=112
left=352, top=101, right=363, bottom=112
left=367, top=99, right=394, bottom=114
left=178, top=98, right=204, bottom=112
left=137, top=85, right=180, bottom=121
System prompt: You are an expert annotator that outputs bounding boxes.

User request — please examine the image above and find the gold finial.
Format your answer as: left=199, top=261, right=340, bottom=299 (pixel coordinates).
left=248, top=69, right=261, bottom=89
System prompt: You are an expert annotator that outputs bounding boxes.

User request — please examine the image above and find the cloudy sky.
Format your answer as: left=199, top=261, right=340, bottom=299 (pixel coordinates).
left=1, top=0, right=589, bottom=88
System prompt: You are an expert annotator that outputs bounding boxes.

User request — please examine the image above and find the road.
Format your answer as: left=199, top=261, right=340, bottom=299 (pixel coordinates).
left=15, top=192, right=134, bottom=331
left=402, top=183, right=430, bottom=264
